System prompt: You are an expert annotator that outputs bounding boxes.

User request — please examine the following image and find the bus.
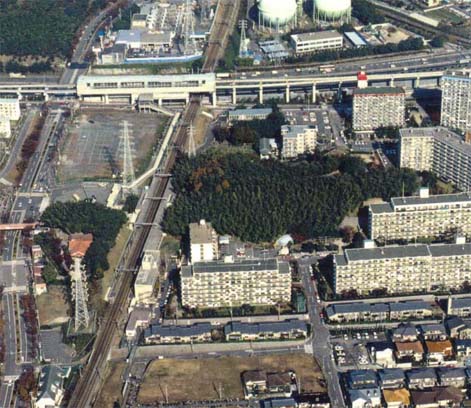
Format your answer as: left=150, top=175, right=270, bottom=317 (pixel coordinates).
left=319, top=64, right=335, bottom=73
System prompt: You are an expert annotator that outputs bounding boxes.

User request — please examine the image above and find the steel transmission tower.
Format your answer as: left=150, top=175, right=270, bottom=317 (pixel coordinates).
left=71, top=257, right=90, bottom=331
left=239, top=20, right=248, bottom=57
left=187, top=123, right=196, bottom=157
left=120, top=120, right=136, bottom=188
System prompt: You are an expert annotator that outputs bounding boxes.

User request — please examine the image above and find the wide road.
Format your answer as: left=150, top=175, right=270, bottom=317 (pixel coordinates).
left=300, top=260, right=345, bottom=408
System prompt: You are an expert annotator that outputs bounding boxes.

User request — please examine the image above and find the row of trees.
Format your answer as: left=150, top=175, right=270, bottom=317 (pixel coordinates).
left=0, top=0, right=111, bottom=57
left=40, top=201, right=127, bottom=280
left=162, top=151, right=418, bottom=243
left=0, top=60, right=52, bottom=74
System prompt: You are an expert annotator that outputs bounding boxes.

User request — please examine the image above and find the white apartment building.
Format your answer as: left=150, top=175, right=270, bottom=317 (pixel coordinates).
left=189, top=219, right=218, bottom=263
left=369, top=188, right=471, bottom=241
left=290, top=31, right=343, bottom=54
left=399, top=127, right=471, bottom=192
left=281, top=125, right=317, bottom=159
left=334, top=242, right=471, bottom=295
left=0, top=117, right=11, bottom=138
left=440, top=71, right=471, bottom=133
left=181, top=257, right=291, bottom=308
left=0, top=97, right=20, bottom=121
left=352, top=87, right=405, bottom=132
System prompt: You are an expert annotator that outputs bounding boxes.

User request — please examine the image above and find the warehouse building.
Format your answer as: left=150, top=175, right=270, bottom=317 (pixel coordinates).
left=290, top=31, right=343, bottom=54
left=399, top=127, right=471, bottom=192
left=334, top=241, right=471, bottom=295
left=352, top=87, right=405, bottom=132
left=181, top=257, right=291, bottom=308
left=368, top=188, right=471, bottom=242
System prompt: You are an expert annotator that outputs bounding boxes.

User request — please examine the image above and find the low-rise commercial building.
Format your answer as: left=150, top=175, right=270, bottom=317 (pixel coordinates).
left=352, top=87, right=405, bottom=132
left=281, top=125, right=317, bottom=159
left=368, top=188, right=471, bottom=242
left=399, top=127, right=471, bottom=192
left=224, top=319, right=307, bottom=341
left=228, top=108, right=272, bottom=123
left=334, top=243, right=471, bottom=295
left=143, top=323, right=212, bottom=344
left=35, top=366, right=71, bottom=408
left=181, top=257, right=291, bottom=308
left=290, top=31, right=343, bottom=54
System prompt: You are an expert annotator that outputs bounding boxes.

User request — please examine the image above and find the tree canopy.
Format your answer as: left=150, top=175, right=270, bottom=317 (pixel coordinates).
left=162, top=151, right=418, bottom=242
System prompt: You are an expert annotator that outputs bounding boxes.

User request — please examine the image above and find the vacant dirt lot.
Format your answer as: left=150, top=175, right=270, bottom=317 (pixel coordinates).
left=138, top=353, right=325, bottom=404
left=37, top=285, right=69, bottom=327
left=95, top=361, right=126, bottom=407
left=58, top=109, right=168, bottom=182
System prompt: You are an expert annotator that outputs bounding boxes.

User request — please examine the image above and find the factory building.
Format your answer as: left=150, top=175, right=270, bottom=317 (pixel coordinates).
left=181, top=257, right=291, bottom=308
left=334, top=240, right=471, bottom=295
left=441, top=71, right=471, bottom=133
left=352, top=87, right=405, bottom=132
left=399, top=127, right=471, bottom=192
left=290, top=31, right=343, bottom=54
left=0, top=97, right=20, bottom=121
left=368, top=188, right=471, bottom=242
left=281, top=125, right=317, bottom=159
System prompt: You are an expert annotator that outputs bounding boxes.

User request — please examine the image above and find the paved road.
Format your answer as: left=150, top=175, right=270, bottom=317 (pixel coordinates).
left=0, top=382, right=14, bottom=408
left=300, top=262, right=345, bottom=408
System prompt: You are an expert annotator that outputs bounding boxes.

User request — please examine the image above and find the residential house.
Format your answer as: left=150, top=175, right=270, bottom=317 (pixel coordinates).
left=266, top=372, right=294, bottom=397
left=243, top=370, right=267, bottom=398
left=453, top=339, right=471, bottom=359
left=425, top=340, right=454, bottom=365
left=410, top=386, right=463, bottom=407
left=392, top=324, right=418, bottom=342
left=297, top=393, right=330, bottom=408
left=420, top=324, right=447, bottom=341
left=347, top=387, right=381, bottom=408
left=326, top=302, right=389, bottom=323
left=436, top=367, right=467, bottom=389
left=35, top=365, right=71, bottom=408
left=368, top=342, right=396, bottom=368
left=406, top=368, right=437, bottom=389
left=347, top=370, right=378, bottom=389
left=260, top=398, right=297, bottom=408
left=382, top=388, right=411, bottom=408
left=68, top=233, right=93, bottom=257
left=224, top=320, right=308, bottom=342
left=378, top=369, right=406, bottom=389
left=446, top=317, right=471, bottom=340
left=394, top=341, right=424, bottom=363
left=259, top=138, right=278, bottom=160
left=448, top=296, right=471, bottom=318
left=143, top=323, right=212, bottom=344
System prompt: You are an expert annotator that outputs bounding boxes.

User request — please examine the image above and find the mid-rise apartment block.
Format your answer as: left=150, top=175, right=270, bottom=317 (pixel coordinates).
left=441, top=71, right=471, bottom=133
left=352, top=87, right=405, bottom=132
left=368, top=188, right=471, bottom=241
left=281, top=124, right=317, bottom=159
left=189, top=219, right=218, bottom=263
left=0, top=97, right=20, bottom=121
left=181, top=257, right=291, bottom=308
left=334, top=242, right=471, bottom=295
left=290, top=31, right=343, bottom=55
left=399, top=127, right=471, bottom=191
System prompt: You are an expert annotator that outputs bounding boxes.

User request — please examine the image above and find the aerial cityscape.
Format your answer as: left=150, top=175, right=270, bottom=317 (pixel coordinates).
left=1, top=0, right=471, bottom=407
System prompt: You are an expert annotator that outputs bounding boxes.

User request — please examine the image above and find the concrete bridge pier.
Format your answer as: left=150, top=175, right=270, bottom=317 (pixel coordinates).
left=312, top=84, right=317, bottom=104
left=212, top=92, right=217, bottom=107
left=285, top=85, right=290, bottom=103
left=232, top=86, right=236, bottom=104
left=390, top=78, right=395, bottom=87
left=415, top=77, right=420, bottom=88
left=259, top=84, right=263, bottom=104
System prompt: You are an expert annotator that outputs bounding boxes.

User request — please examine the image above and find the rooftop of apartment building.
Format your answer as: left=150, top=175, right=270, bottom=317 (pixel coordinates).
left=335, top=242, right=471, bottom=266
left=442, top=70, right=471, bottom=80
left=400, top=127, right=471, bottom=156
left=281, top=124, right=316, bottom=139
left=189, top=219, right=216, bottom=244
left=353, top=86, right=405, bottom=96
left=181, top=257, right=290, bottom=277
left=369, top=190, right=471, bottom=214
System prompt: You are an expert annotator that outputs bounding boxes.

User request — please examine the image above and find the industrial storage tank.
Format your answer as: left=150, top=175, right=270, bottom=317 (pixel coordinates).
left=314, top=0, right=351, bottom=22
left=257, top=0, right=298, bottom=30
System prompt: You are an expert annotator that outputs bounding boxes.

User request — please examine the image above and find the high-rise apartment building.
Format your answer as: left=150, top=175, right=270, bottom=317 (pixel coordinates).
left=189, top=220, right=218, bottom=263
left=352, top=87, right=405, bottom=132
left=181, top=257, right=291, bottom=308
left=281, top=125, right=317, bottom=158
left=334, top=241, right=471, bottom=295
left=399, top=127, right=471, bottom=191
left=441, top=71, right=471, bottom=133
left=369, top=188, right=471, bottom=241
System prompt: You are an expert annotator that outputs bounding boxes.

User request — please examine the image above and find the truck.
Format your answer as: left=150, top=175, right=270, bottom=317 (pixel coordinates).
left=8, top=72, right=26, bottom=79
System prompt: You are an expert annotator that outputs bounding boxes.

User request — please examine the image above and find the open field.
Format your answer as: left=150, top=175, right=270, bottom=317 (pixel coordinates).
left=426, top=7, right=465, bottom=24
left=37, top=285, right=69, bottom=326
left=138, top=353, right=325, bottom=404
left=58, top=109, right=167, bottom=183
left=94, top=361, right=126, bottom=407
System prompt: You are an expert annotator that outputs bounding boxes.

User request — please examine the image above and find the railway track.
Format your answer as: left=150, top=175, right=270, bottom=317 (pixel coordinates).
left=68, top=100, right=200, bottom=408
left=202, top=0, right=240, bottom=73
